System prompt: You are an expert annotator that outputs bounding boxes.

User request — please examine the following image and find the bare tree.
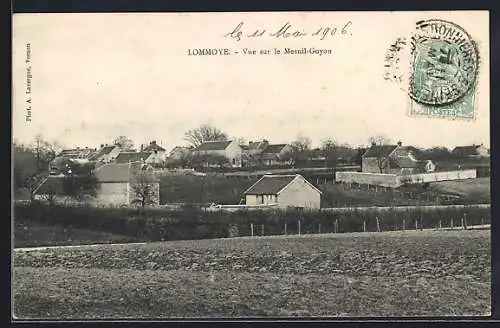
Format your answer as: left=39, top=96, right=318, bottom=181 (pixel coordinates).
left=113, top=136, right=135, bottom=151
left=184, top=124, right=228, bottom=147
left=130, top=166, right=158, bottom=207
left=292, top=134, right=312, bottom=152
left=368, top=135, right=392, bottom=173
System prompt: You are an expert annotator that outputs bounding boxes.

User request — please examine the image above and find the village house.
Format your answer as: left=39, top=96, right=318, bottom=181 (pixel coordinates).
left=88, top=144, right=122, bottom=163
left=451, top=144, right=490, bottom=157
left=190, top=140, right=242, bottom=167
left=34, top=162, right=160, bottom=206
left=243, top=174, right=322, bottom=209
left=362, top=141, right=435, bottom=175
left=259, top=144, right=295, bottom=166
left=142, top=141, right=166, bottom=165
left=115, top=151, right=154, bottom=165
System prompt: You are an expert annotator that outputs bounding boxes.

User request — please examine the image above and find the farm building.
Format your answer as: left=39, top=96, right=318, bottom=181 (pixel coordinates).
left=362, top=141, right=435, bottom=175
left=243, top=174, right=322, bottom=209
left=34, top=162, right=160, bottom=207
left=259, top=144, right=295, bottom=166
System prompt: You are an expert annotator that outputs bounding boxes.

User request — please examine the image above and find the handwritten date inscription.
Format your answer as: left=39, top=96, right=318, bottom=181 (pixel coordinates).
left=224, top=21, right=353, bottom=41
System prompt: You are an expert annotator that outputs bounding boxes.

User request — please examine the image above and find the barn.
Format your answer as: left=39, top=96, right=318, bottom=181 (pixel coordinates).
left=243, top=174, right=322, bottom=210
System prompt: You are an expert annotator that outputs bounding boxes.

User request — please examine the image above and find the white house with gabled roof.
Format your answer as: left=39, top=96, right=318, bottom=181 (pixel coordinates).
left=243, top=174, right=322, bottom=209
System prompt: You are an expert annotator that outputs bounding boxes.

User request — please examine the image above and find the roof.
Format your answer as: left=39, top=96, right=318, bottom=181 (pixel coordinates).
left=363, top=145, right=398, bottom=158
left=58, top=148, right=95, bottom=158
left=390, top=157, right=419, bottom=168
left=451, top=145, right=485, bottom=156
left=88, top=145, right=116, bottom=160
left=115, top=152, right=152, bottom=164
left=244, top=174, right=322, bottom=195
left=261, top=144, right=290, bottom=154
left=194, top=140, right=232, bottom=151
left=143, top=142, right=166, bottom=152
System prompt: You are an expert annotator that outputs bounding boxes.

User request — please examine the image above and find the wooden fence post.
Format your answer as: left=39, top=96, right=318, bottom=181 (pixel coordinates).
left=481, top=217, right=484, bottom=226
left=451, top=218, right=454, bottom=228
left=318, top=223, right=321, bottom=234
left=376, top=217, right=380, bottom=232
left=464, top=213, right=468, bottom=230
left=363, top=220, right=366, bottom=232
left=335, top=219, right=339, bottom=233
left=250, top=223, right=254, bottom=237
left=415, top=219, right=418, bottom=230
left=284, top=223, right=287, bottom=235
left=261, top=224, right=265, bottom=236
left=438, top=220, right=442, bottom=229
left=298, top=220, right=301, bottom=236
left=403, top=219, right=406, bottom=231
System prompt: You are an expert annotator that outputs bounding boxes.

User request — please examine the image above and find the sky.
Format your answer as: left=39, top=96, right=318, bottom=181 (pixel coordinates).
left=12, top=11, right=490, bottom=151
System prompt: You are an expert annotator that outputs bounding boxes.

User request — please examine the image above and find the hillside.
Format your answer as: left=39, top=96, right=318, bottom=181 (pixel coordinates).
left=159, top=175, right=491, bottom=207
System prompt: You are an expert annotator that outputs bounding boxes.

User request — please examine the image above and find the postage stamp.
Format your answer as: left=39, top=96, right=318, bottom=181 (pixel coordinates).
left=384, top=19, right=480, bottom=120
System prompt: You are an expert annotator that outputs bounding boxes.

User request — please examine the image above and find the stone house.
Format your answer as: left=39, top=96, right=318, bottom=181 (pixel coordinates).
left=362, top=141, right=434, bottom=175
left=451, top=144, right=489, bottom=157
left=191, top=140, right=242, bottom=167
left=259, top=144, right=295, bottom=166
left=241, top=140, right=269, bottom=166
left=34, top=162, right=160, bottom=207
left=243, top=174, right=322, bottom=209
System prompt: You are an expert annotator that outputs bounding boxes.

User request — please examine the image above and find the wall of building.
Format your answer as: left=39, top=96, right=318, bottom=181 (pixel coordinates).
left=225, top=141, right=243, bottom=167
left=277, top=178, right=321, bottom=209
left=336, top=171, right=400, bottom=188
left=399, top=169, right=477, bottom=184
left=245, top=194, right=277, bottom=205
left=97, top=182, right=129, bottom=205
left=362, top=157, right=390, bottom=173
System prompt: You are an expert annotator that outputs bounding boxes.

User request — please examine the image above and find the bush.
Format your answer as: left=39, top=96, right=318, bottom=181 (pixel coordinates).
left=13, top=203, right=491, bottom=243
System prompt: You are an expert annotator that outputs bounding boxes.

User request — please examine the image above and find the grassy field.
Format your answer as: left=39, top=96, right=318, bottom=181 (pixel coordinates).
left=429, top=177, right=491, bottom=202
left=13, top=230, right=490, bottom=318
left=14, top=220, right=138, bottom=248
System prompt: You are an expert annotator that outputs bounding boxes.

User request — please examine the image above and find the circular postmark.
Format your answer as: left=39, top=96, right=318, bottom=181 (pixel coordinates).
left=408, top=19, right=479, bottom=106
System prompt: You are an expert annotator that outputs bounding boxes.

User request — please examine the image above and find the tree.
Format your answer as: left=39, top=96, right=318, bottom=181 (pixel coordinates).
left=367, top=135, right=392, bottom=173
left=113, top=136, right=135, bottom=151
left=321, top=138, right=337, bottom=152
left=292, top=134, right=312, bottom=152
left=13, top=136, right=62, bottom=200
left=291, top=134, right=312, bottom=167
left=130, top=166, right=158, bottom=207
left=184, top=124, right=228, bottom=147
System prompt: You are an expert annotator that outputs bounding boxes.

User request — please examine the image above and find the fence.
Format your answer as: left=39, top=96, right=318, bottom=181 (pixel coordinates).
left=14, top=203, right=491, bottom=243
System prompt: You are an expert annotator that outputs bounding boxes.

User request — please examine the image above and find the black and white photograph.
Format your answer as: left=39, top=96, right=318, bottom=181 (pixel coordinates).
left=12, top=11, right=491, bottom=319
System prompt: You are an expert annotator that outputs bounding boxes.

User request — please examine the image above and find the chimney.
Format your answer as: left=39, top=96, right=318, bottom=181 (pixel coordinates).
left=397, top=141, right=402, bottom=146
left=140, top=144, right=144, bottom=152
left=371, top=142, right=376, bottom=146
left=151, top=141, right=156, bottom=145
left=100, top=144, right=104, bottom=148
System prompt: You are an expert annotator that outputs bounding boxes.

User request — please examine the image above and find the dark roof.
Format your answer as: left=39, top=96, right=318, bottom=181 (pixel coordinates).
left=143, top=142, right=166, bottom=152
left=363, top=145, right=398, bottom=158
left=247, top=141, right=269, bottom=151
left=88, top=145, right=116, bottom=160
left=244, top=175, right=300, bottom=195
left=261, top=144, right=290, bottom=154
left=115, top=152, right=152, bottom=164
left=58, top=148, right=95, bottom=158
left=194, top=140, right=232, bottom=151
left=390, top=157, right=419, bottom=168
left=451, top=145, right=484, bottom=156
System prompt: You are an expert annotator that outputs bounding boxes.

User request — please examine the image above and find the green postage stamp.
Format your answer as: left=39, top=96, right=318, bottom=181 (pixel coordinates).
left=384, top=19, right=480, bottom=120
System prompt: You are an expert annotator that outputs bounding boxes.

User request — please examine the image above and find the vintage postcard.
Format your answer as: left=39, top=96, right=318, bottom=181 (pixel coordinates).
left=12, top=11, right=490, bottom=319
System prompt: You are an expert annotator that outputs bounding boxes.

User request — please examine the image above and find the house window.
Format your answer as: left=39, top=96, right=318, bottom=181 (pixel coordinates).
left=232, top=158, right=236, bottom=165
